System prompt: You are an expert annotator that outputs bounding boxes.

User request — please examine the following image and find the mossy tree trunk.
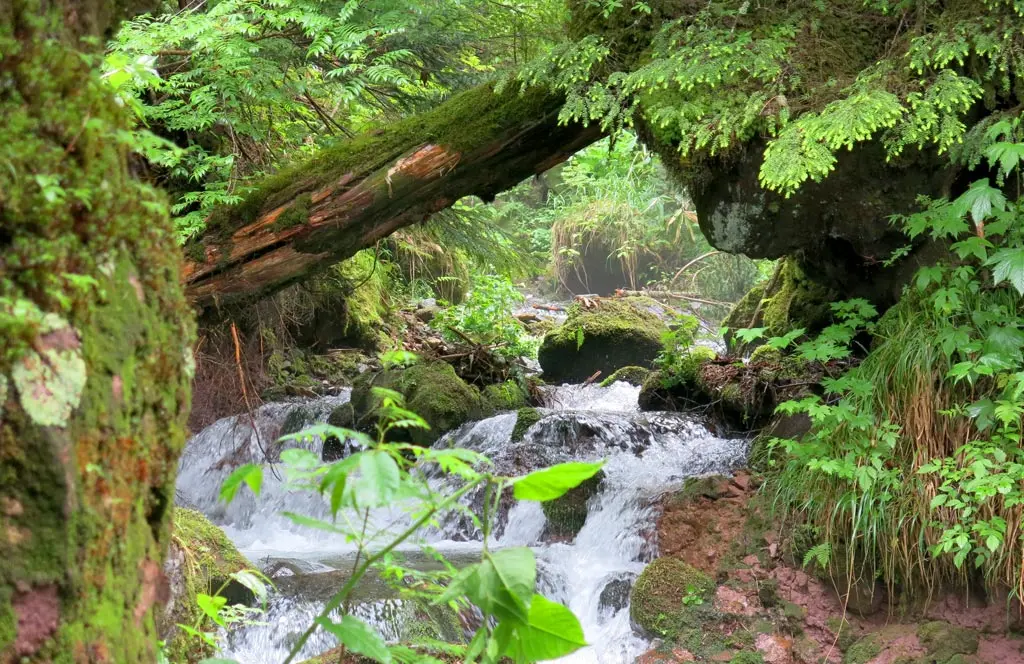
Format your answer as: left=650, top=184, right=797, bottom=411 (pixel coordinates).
left=184, top=85, right=603, bottom=309
left=1, top=2, right=193, bottom=662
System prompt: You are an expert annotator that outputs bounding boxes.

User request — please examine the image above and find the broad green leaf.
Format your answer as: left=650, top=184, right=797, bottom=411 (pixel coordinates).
left=955, top=180, right=1007, bottom=224
left=317, top=615, right=391, bottom=663
left=987, top=248, right=1024, bottom=295
left=219, top=464, right=262, bottom=503
left=280, top=448, right=321, bottom=470
left=434, top=564, right=477, bottom=606
left=734, top=327, right=767, bottom=343
left=466, top=557, right=529, bottom=622
left=488, top=548, right=536, bottom=611
left=513, top=461, right=604, bottom=502
left=504, top=594, right=587, bottom=661
left=229, top=570, right=271, bottom=602
left=196, top=593, right=227, bottom=627
left=354, top=450, right=401, bottom=507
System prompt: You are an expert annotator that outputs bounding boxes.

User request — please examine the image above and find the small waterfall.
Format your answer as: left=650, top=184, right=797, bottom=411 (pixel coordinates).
left=176, top=391, right=351, bottom=553
left=176, top=381, right=748, bottom=663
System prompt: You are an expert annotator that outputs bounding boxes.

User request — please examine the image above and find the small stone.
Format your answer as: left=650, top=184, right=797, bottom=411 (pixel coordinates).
left=755, top=633, right=794, bottom=664
left=731, top=472, right=751, bottom=491
left=715, top=585, right=756, bottom=616
left=598, top=574, right=635, bottom=613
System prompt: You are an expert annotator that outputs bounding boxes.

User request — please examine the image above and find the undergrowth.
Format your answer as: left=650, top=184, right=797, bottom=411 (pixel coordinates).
left=765, top=119, right=1024, bottom=604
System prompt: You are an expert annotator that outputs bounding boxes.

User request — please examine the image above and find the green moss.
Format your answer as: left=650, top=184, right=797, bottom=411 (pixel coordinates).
left=185, top=239, right=207, bottom=264
left=482, top=381, right=529, bottom=412
left=600, top=365, right=651, bottom=387
left=757, top=578, right=779, bottom=608
left=281, top=407, right=313, bottom=437
left=843, top=634, right=883, bottom=664
left=163, top=508, right=252, bottom=663
left=724, top=281, right=768, bottom=334
left=351, top=361, right=486, bottom=445
left=205, top=83, right=558, bottom=238
left=749, top=345, right=783, bottom=364
left=917, top=622, right=979, bottom=661
left=512, top=407, right=542, bottom=442
left=729, top=653, right=765, bottom=664
left=336, top=250, right=395, bottom=350
left=629, top=557, right=716, bottom=638
left=0, top=7, right=195, bottom=659
left=761, top=259, right=835, bottom=336
left=269, top=193, right=312, bottom=232
left=720, top=382, right=744, bottom=407
left=827, top=616, right=858, bottom=651
left=678, top=475, right=729, bottom=502
left=171, top=508, right=249, bottom=579
left=725, top=259, right=837, bottom=353
left=539, top=297, right=669, bottom=383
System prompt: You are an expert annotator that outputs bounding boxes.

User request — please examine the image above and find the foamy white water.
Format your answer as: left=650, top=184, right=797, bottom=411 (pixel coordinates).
left=176, top=381, right=748, bottom=663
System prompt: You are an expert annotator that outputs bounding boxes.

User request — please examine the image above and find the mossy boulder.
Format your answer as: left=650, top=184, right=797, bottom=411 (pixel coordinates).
left=161, top=508, right=253, bottom=663
left=599, top=365, right=651, bottom=387
left=512, top=407, right=543, bottom=442
left=542, top=471, right=604, bottom=538
left=538, top=297, right=669, bottom=383
left=630, top=557, right=715, bottom=638
left=482, top=380, right=529, bottom=412
left=917, top=621, right=979, bottom=662
left=350, top=361, right=488, bottom=445
left=724, top=258, right=838, bottom=353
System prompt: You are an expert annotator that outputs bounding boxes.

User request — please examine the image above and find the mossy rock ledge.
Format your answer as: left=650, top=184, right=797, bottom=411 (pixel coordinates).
left=538, top=297, right=669, bottom=384
left=347, top=361, right=494, bottom=445
left=160, top=508, right=253, bottom=663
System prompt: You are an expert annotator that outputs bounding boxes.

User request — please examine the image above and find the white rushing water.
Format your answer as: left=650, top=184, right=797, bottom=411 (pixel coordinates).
left=175, top=382, right=747, bottom=663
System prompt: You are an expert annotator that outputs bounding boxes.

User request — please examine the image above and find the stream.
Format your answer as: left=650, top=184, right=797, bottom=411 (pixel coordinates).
left=175, top=381, right=748, bottom=663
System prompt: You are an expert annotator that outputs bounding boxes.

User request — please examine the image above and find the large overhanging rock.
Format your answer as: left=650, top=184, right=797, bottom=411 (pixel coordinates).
left=689, top=141, right=958, bottom=306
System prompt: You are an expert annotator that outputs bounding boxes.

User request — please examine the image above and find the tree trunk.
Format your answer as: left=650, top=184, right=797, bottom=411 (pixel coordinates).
left=183, top=84, right=603, bottom=309
left=0, top=2, right=193, bottom=662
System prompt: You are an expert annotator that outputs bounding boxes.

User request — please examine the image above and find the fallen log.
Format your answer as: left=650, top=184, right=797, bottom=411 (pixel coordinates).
left=184, top=84, right=602, bottom=309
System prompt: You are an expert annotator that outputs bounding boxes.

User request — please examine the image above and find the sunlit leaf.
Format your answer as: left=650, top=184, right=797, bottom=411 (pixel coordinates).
left=220, top=464, right=262, bottom=503
left=317, top=615, right=391, bottom=663
left=512, top=461, right=604, bottom=502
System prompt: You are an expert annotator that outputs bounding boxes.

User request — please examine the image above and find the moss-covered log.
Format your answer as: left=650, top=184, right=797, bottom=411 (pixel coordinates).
left=183, top=85, right=603, bottom=308
left=1, top=2, right=193, bottom=661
